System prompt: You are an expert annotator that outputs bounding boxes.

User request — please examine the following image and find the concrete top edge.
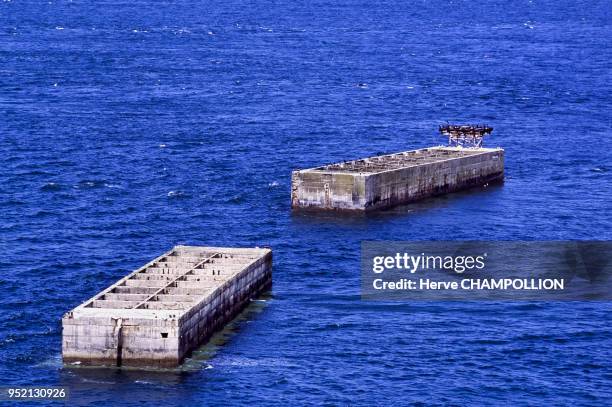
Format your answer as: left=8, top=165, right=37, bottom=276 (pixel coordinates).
left=293, top=145, right=504, bottom=175
left=173, top=245, right=271, bottom=253
left=67, top=307, right=181, bottom=320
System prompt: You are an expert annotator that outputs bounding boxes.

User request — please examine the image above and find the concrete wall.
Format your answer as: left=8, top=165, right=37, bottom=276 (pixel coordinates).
left=291, top=147, right=504, bottom=212
left=291, top=170, right=367, bottom=210
left=62, top=314, right=180, bottom=367
left=366, top=148, right=504, bottom=211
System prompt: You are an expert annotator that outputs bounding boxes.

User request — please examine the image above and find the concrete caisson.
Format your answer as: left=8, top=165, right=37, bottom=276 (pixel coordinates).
left=291, top=146, right=504, bottom=212
left=62, top=246, right=272, bottom=368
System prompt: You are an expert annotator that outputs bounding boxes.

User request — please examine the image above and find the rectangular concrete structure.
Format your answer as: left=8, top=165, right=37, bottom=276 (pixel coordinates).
left=291, top=146, right=504, bottom=212
left=62, top=245, right=272, bottom=368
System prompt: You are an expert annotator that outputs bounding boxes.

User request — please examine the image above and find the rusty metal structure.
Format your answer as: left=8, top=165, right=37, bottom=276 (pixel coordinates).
left=439, top=124, right=493, bottom=148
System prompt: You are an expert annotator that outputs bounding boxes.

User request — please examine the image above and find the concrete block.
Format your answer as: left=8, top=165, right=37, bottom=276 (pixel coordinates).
left=291, top=146, right=504, bottom=212
left=62, top=246, right=272, bottom=368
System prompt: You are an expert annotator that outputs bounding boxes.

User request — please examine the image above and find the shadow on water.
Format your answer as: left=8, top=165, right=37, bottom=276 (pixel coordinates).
left=290, top=181, right=505, bottom=225
left=374, top=181, right=505, bottom=218
left=184, top=292, right=272, bottom=367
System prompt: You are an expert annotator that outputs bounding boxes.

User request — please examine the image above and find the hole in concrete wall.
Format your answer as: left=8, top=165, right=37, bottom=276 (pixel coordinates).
left=161, top=332, right=168, bottom=338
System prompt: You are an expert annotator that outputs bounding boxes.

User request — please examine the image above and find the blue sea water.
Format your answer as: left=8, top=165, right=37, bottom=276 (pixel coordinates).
left=1, top=0, right=611, bottom=405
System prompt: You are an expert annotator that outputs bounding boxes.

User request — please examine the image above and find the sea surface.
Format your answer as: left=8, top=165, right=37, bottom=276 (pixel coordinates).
left=1, top=0, right=611, bottom=405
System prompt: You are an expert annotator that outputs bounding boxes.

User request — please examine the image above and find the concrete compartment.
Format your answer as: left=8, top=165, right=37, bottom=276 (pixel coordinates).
left=291, top=146, right=504, bottom=212
left=62, top=245, right=272, bottom=368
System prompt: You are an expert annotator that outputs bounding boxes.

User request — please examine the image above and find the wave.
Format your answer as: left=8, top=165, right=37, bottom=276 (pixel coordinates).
left=167, top=190, right=190, bottom=199
left=41, top=182, right=61, bottom=191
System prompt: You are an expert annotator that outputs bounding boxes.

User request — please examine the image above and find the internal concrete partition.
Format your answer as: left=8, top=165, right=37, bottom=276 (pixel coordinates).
left=62, top=245, right=272, bottom=368
left=291, top=146, right=504, bottom=211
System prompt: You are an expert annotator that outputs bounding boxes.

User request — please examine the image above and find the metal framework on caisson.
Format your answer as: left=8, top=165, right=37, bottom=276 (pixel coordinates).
left=439, top=124, right=493, bottom=148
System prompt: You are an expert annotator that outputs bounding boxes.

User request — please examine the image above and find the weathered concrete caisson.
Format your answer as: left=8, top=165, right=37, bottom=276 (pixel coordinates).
left=291, top=146, right=504, bottom=212
left=62, top=246, right=272, bottom=368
